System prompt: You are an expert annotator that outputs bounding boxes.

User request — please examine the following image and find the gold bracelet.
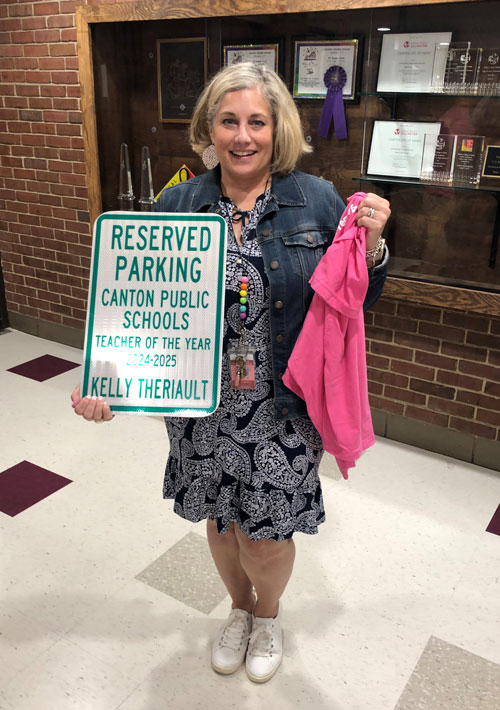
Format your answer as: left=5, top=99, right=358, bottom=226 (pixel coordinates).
left=366, top=236, right=385, bottom=267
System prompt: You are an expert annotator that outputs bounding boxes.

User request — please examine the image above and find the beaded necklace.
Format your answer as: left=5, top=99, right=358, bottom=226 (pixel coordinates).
left=218, top=181, right=271, bottom=336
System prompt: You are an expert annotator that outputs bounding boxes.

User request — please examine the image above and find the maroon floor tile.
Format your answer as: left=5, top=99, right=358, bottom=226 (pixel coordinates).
left=0, top=461, right=72, bottom=517
left=486, top=504, right=500, bottom=536
left=7, top=354, right=80, bottom=382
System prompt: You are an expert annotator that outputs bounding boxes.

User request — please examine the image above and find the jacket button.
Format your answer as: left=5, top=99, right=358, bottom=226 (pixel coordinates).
left=307, top=232, right=314, bottom=244
left=278, top=372, right=284, bottom=381
left=274, top=300, right=283, bottom=309
left=281, top=407, right=289, bottom=416
left=276, top=334, right=284, bottom=343
left=270, top=260, right=279, bottom=270
left=262, top=228, right=270, bottom=237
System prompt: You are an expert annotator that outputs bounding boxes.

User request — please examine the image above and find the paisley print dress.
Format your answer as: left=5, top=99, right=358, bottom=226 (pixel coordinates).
left=163, top=192, right=326, bottom=541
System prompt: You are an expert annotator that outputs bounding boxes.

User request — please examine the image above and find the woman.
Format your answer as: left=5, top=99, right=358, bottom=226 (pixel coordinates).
left=72, top=63, right=390, bottom=683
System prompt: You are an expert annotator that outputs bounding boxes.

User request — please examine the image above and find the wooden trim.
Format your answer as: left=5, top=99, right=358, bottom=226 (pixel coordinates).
left=76, top=7, right=101, bottom=228
left=77, top=0, right=479, bottom=24
left=384, top=276, right=500, bottom=314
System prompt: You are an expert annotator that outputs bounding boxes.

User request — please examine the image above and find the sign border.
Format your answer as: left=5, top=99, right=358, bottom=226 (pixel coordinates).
left=82, top=211, right=227, bottom=416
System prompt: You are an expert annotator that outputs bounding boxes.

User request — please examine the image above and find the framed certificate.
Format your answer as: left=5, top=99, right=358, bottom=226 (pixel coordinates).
left=376, top=32, right=452, bottom=93
left=367, top=120, right=442, bottom=179
left=157, top=38, right=207, bottom=123
left=223, top=43, right=279, bottom=72
left=293, top=39, right=360, bottom=101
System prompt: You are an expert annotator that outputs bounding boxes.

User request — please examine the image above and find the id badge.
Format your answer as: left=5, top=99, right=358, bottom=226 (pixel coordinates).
left=228, top=344, right=256, bottom=390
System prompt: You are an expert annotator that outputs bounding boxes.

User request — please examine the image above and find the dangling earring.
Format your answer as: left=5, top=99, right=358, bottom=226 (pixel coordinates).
left=202, top=144, right=219, bottom=169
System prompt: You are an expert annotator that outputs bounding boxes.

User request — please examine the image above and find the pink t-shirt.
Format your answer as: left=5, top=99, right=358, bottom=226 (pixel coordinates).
left=283, top=193, right=375, bottom=478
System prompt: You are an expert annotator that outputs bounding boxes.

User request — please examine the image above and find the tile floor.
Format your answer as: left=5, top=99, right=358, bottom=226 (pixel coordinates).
left=1, top=327, right=499, bottom=710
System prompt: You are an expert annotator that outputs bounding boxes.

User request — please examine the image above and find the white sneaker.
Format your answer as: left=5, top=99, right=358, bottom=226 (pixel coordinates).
left=246, top=608, right=283, bottom=683
left=211, top=608, right=252, bottom=675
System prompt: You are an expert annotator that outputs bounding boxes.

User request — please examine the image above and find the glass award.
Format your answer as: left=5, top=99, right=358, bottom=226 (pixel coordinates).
left=431, top=41, right=456, bottom=92
left=476, top=49, right=500, bottom=95
left=118, top=142, right=134, bottom=210
left=138, top=146, right=155, bottom=212
left=452, top=135, right=485, bottom=187
left=421, top=134, right=454, bottom=184
left=433, top=43, right=482, bottom=94
left=446, top=46, right=481, bottom=93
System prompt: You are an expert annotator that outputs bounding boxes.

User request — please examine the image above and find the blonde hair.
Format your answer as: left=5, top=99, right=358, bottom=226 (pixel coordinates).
left=189, top=62, right=312, bottom=174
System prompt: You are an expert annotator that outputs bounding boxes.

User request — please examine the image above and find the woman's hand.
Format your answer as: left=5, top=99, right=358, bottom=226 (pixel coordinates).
left=71, top=384, right=114, bottom=423
left=356, top=193, right=391, bottom=253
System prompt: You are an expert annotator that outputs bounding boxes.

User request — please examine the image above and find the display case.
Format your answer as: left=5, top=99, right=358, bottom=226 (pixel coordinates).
left=358, top=1, right=500, bottom=296
left=78, top=0, right=500, bottom=313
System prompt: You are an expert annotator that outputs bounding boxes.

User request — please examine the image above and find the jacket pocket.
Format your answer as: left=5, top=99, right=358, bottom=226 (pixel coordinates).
left=281, top=229, right=332, bottom=281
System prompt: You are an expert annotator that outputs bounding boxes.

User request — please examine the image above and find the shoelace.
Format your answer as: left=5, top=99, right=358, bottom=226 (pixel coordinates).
left=248, top=623, right=274, bottom=657
left=219, top=613, right=248, bottom=651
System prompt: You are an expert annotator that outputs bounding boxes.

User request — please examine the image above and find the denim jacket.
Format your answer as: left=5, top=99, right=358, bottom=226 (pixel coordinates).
left=155, top=167, right=388, bottom=420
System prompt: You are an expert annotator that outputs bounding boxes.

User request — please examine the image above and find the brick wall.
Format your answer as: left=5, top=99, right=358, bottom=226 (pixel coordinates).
left=0, top=0, right=91, bottom=332
left=366, top=299, right=500, bottom=443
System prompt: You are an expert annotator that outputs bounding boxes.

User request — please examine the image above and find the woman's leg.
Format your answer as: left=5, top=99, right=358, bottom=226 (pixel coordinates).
left=207, top=520, right=293, bottom=680
left=206, top=520, right=255, bottom=612
left=234, top=527, right=295, bottom=618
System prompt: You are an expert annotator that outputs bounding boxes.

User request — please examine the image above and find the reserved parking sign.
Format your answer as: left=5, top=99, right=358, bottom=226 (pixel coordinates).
left=81, top=211, right=227, bottom=416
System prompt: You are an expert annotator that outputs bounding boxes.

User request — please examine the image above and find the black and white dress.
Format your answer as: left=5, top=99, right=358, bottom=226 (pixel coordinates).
left=163, top=190, right=325, bottom=541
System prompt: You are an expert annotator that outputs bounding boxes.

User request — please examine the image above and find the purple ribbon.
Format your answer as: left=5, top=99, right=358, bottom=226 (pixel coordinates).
left=318, top=65, right=347, bottom=140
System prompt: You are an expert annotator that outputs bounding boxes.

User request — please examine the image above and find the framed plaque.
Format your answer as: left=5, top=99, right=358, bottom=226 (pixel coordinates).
left=377, top=32, right=452, bottom=93
left=223, top=43, right=279, bottom=72
left=293, top=39, right=360, bottom=101
left=157, top=38, right=207, bottom=123
left=82, top=212, right=227, bottom=416
left=367, top=119, right=442, bottom=179
left=482, top=145, right=500, bottom=178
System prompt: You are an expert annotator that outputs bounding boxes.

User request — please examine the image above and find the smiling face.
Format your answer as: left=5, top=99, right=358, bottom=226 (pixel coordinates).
left=209, top=86, right=274, bottom=188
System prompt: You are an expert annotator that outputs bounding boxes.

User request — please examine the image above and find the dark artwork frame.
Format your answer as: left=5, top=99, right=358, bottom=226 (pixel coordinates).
left=157, top=37, right=207, bottom=123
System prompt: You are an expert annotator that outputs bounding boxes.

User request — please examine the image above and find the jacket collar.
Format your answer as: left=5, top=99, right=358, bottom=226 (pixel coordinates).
left=189, top=166, right=307, bottom=212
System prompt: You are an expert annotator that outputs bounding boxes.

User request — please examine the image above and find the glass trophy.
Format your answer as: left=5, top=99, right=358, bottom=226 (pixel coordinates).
left=431, top=41, right=455, bottom=92
left=118, top=142, right=134, bottom=210
left=476, top=49, right=500, bottom=95
left=452, top=135, right=485, bottom=187
left=421, top=134, right=455, bottom=184
left=433, top=43, right=481, bottom=94
left=446, top=45, right=481, bottom=94
left=138, top=146, right=155, bottom=212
